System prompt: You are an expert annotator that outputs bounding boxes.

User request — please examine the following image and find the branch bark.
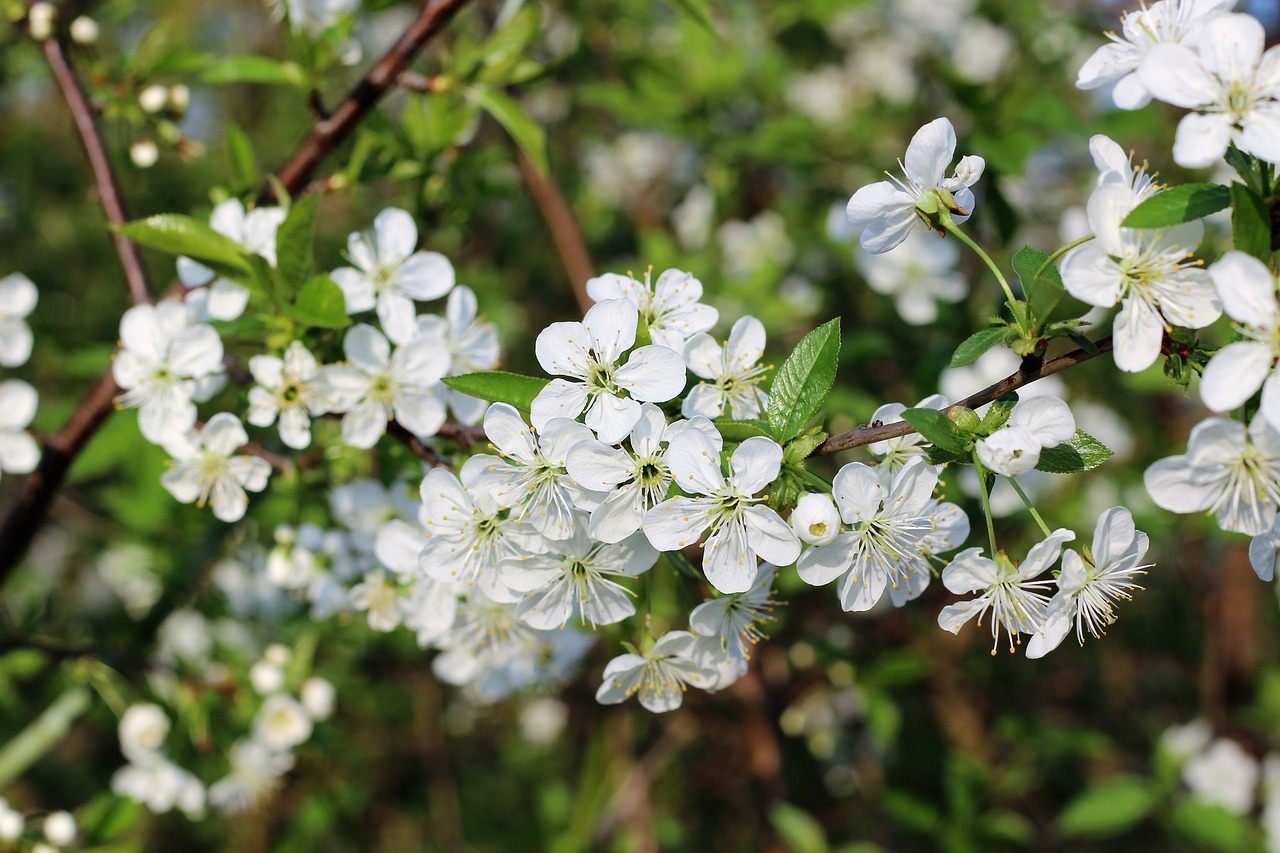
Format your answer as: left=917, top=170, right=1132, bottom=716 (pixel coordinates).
left=263, top=0, right=474, bottom=202
left=814, top=337, right=1113, bottom=456
left=516, top=149, right=595, bottom=314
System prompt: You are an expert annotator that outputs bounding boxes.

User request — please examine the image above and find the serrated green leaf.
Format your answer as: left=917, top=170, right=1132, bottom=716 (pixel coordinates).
left=951, top=325, right=1008, bottom=367
left=286, top=275, right=350, bottom=328
left=901, top=407, right=969, bottom=454
left=1016, top=245, right=1091, bottom=325
left=276, top=193, right=319, bottom=293
left=766, top=318, right=840, bottom=441
left=1122, top=183, right=1230, bottom=228
left=1225, top=145, right=1263, bottom=194
left=225, top=121, right=258, bottom=188
left=768, top=803, right=828, bottom=853
left=478, top=4, right=540, bottom=84
left=202, top=56, right=307, bottom=87
left=112, top=214, right=250, bottom=271
left=979, top=393, right=1018, bottom=433
left=470, top=86, right=547, bottom=176
left=1035, top=430, right=1113, bottom=474
left=1056, top=777, right=1155, bottom=838
left=442, top=371, right=549, bottom=412
left=1230, top=182, right=1272, bottom=262
left=1168, top=800, right=1251, bottom=851
left=783, top=429, right=827, bottom=464
left=712, top=418, right=777, bottom=441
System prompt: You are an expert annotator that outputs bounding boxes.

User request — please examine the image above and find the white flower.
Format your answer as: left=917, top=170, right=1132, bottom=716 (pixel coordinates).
left=331, top=478, right=416, bottom=558
left=1249, top=514, right=1280, bottom=581
left=249, top=659, right=285, bottom=694
left=937, top=529, right=1076, bottom=653
left=113, top=301, right=226, bottom=444
left=112, top=758, right=205, bottom=819
left=857, top=229, right=967, bottom=325
left=867, top=394, right=950, bottom=475
left=0, top=798, right=20, bottom=842
left=332, top=207, right=455, bottom=345
left=0, top=272, right=37, bottom=366
left=482, top=403, right=604, bottom=541
left=348, top=570, right=404, bottom=632
left=1076, top=0, right=1235, bottom=110
left=320, top=323, right=450, bottom=448
left=119, top=703, right=170, bottom=763
left=0, top=380, right=40, bottom=479
left=644, top=432, right=800, bottom=594
left=502, top=525, right=658, bottom=629
left=160, top=414, right=271, bottom=523
left=1027, top=507, right=1151, bottom=658
left=566, top=406, right=721, bottom=544
left=1162, top=719, right=1214, bottom=762
left=1145, top=416, right=1280, bottom=535
left=252, top=694, right=313, bottom=752
left=1139, top=12, right=1280, bottom=167
left=845, top=117, right=985, bottom=254
left=681, top=316, right=770, bottom=419
left=586, top=267, right=719, bottom=352
left=1061, top=183, right=1220, bottom=372
left=595, top=630, right=715, bottom=713
left=531, top=298, right=686, bottom=444
left=300, top=677, right=335, bottom=720
left=1201, top=252, right=1280, bottom=427
left=976, top=397, right=1076, bottom=477
left=1089, top=134, right=1159, bottom=201
left=791, top=493, right=841, bottom=546
left=1184, top=738, right=1259, bottom=814
left=414, top=286, right=500, bottom=424
left=689, top=563, right=778, bottom=681
left=246, top=340, right=325, bottom=449
left=42, top=811, right=75, bottom=846
left=798, top=460, right=966, bottom=611
left=179, top=199, right=286, bottom=321
left=207, top=738, right=294, bottom=814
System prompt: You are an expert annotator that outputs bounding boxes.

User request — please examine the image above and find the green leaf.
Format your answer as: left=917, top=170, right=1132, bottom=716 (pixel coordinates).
left=1056, top=777, right=1155, bottom=838
left=1035, top=430, right=1114, bottom=474
left=112, top=214, right=249, bottom=271
left=1168, top=800, right=1251, bottom=851
left=979, top=393, right=1018, bottom=433
left=225, top=121, right=258, bottom=187
left=1015, top=245, right=1091, bottom=325
left=783, top=429, right=828, bottom=464
left=901, top=407, right=968, bottom=454
left=951, top=325, right=1008, bottom=367
left=276, top=193, right=319, bottom=293
left=664, top=0, right=719, bottom=39
left=470, top=86, right=548, bottom=176
left=712, top=418, right=777, bottom=441
left=766, top=318, right=841, bottom=442
left=1225, top=145, right=1264, bottom=195
left=478, top=4, right=541, bottom=84
left=1230, top=182, right=1272, bottom=262
left=1122, top=183, right=1231, bottom=228
left=442, top=371, right=549, bottom=413
left=286, top=276, right=351, bottom=328
left=202, top=56, right=307, bottom=87
left=768, top=803, right=828, bottom=853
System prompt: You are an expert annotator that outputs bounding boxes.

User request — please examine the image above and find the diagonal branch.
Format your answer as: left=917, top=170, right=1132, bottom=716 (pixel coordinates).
left=264, top=0, right=474, bottom=201
left=515, top=149, right=594, bottom=314
left=814, top=337, right=1113, bottom=456
left=42, top=37, right=153, bottom=305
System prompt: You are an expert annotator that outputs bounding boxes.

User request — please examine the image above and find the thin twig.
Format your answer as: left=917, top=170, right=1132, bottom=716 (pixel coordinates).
left=814, top=337, right=1113, bottom=456
left=263, top=0, right=474, bottom=202
left=388, top=421, right=452, bottom=469
left=42, top=37, right=153, bottom=305
left=516, top=149, right=594, bottom=314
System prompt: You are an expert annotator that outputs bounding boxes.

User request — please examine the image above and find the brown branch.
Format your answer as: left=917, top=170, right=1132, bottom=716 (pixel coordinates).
left=263, top=0, right=474, bottom=201
left=42, top=37, right=153, bottom=305
left=815, top=337, right=1113, bottom=456
left=388, top=421, right=452, bottom=469
left=516, top=149, right=595, bottom=314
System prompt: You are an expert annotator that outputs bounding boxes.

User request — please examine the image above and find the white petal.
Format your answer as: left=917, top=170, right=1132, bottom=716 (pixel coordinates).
left=904, top=117, right=957, bottom=188
left=1172, top=112, right=1234, bottom=170
left=796, top=536, right=855, bottom=586
left=1201, top=342, right=1272, bottom=412
left=941, top=548, right=996, bottom=594
left=664, top=429, right=725, bottom=496
left=1011, top=397, right=1075, bottom=448
left=393, top=251, right=455, bottom=301
left=332, top=267, right=375, bottom=314
left=0, top=431, right=39, bottom=474
left=681, top=383, right=726, bottom=419
left=616, top=345, right=686, bottom=402
left=342, top=399, right=389, bottom=448
left=205, top=279, right=250, bottom=321
left=728, top=436, right=783, bottom=495
left=701, top=519, right=758, bottom=593
left=535, top=321, right=591, bottom=379
left=376, top=291, right=419, bottom=346
left=530, top=379, right=590, bottom=431
left=344, top=324, right=391, bottom=373
left=483, top=403, right=538, bottom=462
left=642, top=497, right=713, bottom=551
left=373, top=207, right=418, bottom=265
left=201, top=413, right=247, bottom=457
left=583, top=299, right=638, bottom=364
left=743, top=506, right=801, bottom=567
left=1210, top=251, right=1278, bottom=326
left=1113, top=297, right=1165, bottom=373
left=586, top=393, right=642, bottom=445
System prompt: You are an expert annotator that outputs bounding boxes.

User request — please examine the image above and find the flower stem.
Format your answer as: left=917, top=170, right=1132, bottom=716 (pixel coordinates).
left=1007, top=476, right=1052, bottom=537
left=790, top=464, right=833, bottom=493
left=971, top=450, right=999, bottom=555
left=940, top=213, right=1025, bottom=330
left=1035, top=234, right=1094, bottom=283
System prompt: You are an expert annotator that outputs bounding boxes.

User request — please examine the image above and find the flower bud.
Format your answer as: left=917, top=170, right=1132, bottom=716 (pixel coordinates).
left=130, top=139, right=159, bottom=168
left=949, top=406, right=980, bottom=432
left=119, top=702, right=170, bottom=760
left=791, top=493, right=840, bottom=546
left=168, top=84, right=190, bottom=111
left=138, top=84, right=168, bottom=113
left=69, top=15, right=98, bottom=44
left=301, top=676, right=336, bottom=720
left=42, top=812, right=75, bottom=847
left=27, top=3, right=56, bottom=40
left=249, top=660, right=285, bottom=694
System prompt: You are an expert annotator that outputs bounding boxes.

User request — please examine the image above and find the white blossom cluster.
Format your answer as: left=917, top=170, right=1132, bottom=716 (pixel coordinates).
left=0, top=272, right=41, bottom=484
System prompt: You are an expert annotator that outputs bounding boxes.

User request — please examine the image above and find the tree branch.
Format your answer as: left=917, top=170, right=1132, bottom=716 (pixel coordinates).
left=42, top=36, right=153, bottom=305
left=263, top=0, right=474, bottom=201
left=814, top=337, right=1113, bottom=456
left=388, top=421, right=452, bottom=469
left=515, top=149, right=595, bottom=314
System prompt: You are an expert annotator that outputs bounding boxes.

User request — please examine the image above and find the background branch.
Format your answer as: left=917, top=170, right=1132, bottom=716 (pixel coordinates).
left=516, top=149, right=595, bottom=314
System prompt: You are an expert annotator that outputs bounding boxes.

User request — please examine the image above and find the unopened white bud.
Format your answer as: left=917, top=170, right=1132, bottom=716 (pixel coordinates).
left=791, top=493, right=841, bottom=546
left=300, top=677, right=335, bottom=720
left=28, top=3, right=56, bottom=40
left=168, top=84, right=190, bottom=111
left=0, top=798, right=23, bottom=841
left=138, top=84, right=168, bottom=113
left=69, top=16, right=99, bottom=44
left=130, top=140, right=159, bottom=168
left=43, top=811, right=76, bottom=846
left=119, top=702, right=170, bottom=761
left=263, top=643, right=291, bottom=667
left=249, top=660, right=285, bottom=694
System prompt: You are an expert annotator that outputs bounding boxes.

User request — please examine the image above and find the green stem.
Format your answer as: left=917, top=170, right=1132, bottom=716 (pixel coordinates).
left=1035, top=233, right=1095, bottom=282
left=971, top=451, right=999, bottom=555
left=941, top=213, right=1025, bottom=329
left=1007, top=476, right=1052, bottom=537
left=0, top=686, right=91, bottom=787
left=789, top=464, right=833, bottom=493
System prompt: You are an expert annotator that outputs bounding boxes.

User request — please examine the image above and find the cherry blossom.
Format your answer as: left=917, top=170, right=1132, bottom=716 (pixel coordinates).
left=586, top=267, right=718, bottom=351
left=414, top=286, right=500, bottom=424
left=976, top=397, right=1076, bottom=477
left=681, top=316, right=771, bottom=419
left=1200, top=252, right=1280, bottom=428
left=179, top=199, right=286, bottom=322
left=246, top=340, right=326, bottom=449
left=0, top=380, right=40, bottom=480
left=0, top=272, right=37, bottom=367
left=595, top=630, right=714, bottom=713
left=160, top=414, right=271, bottom=523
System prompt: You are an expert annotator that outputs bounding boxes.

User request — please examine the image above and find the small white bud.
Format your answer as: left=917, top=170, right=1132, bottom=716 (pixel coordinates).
left=129, top=140, right=159, bottom=168
left=69, top=15, right=99, bottom=44
left=168, top=84, right=190, bottom=111
left=263, top=643, right=291, bottom=667
left=28, top=3, right=56, bottom=40
left=300, top=677, right=335, bottom=720
left=249, top=660, right=284, bottom=695
left=0, top=798, right=23, bottom=841
left=138, top=84, right=168, bottom=114
left=118, top=702, right=170, bottom=761
left=42, top=811, right=76, bottom=846
left=791, top=493, right=841, bottom=546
